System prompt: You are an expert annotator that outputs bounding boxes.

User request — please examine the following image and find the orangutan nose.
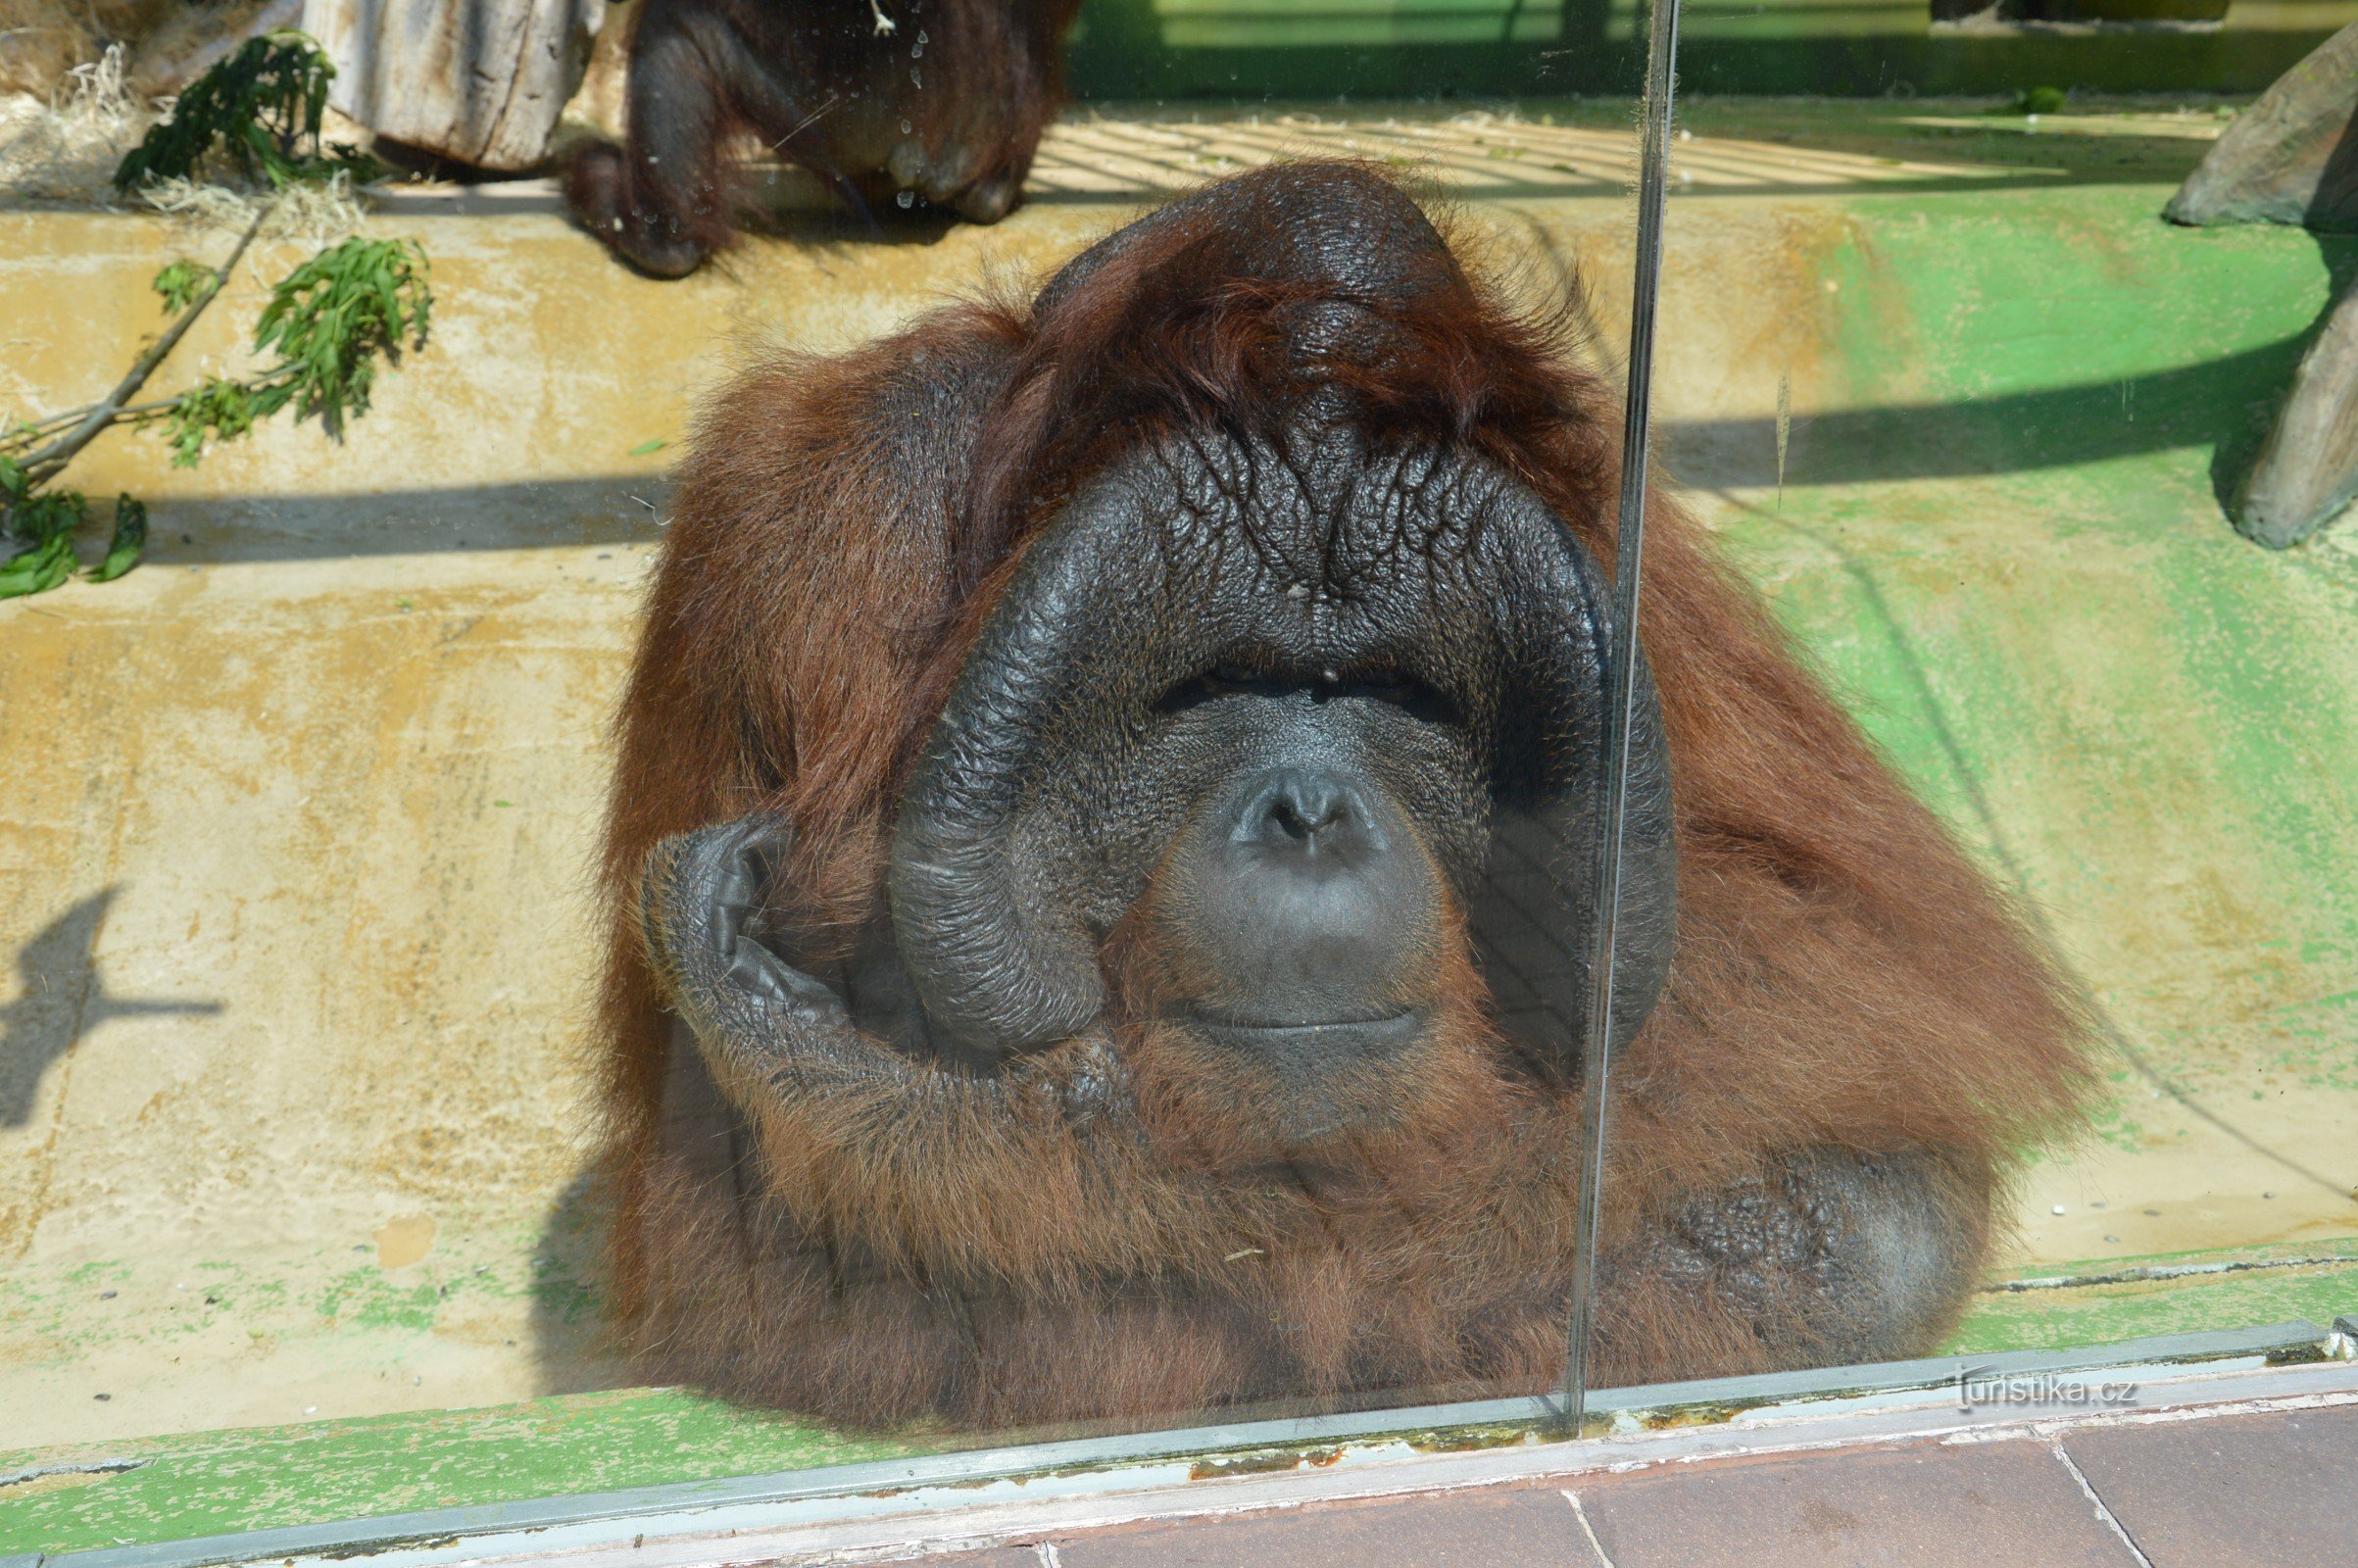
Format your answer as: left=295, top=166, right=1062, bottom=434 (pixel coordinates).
left=1158, top=764, right=1437, bottom=1031
left=1236, top=767, right=1373, bottom=858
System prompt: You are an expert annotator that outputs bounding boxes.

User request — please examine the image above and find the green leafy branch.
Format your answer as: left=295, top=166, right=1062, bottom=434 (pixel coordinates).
left=148, top=236, right=431, bottom=467
left=0, top=465, right=144, bottom=598
left=112, top=29, right=378, bottom=191
left=2, top=33, right=429, bottom=603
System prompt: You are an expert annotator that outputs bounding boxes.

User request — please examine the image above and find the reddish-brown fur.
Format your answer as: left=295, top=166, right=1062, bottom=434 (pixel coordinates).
left=595, top=163, right=2094, bottom=1428
left=565, top=0, right=1083, bottom=277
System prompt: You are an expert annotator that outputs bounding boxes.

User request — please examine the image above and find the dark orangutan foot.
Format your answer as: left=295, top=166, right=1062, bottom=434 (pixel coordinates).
left=952, top=176, right=1020, bottom=225
left=563, top=141, right=712, bottom=280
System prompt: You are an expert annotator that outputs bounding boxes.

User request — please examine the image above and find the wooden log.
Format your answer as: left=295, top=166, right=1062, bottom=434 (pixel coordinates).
left=2238, top=280, right=2358, bottom=547
left=301, top=0, right=604, bottom=173
left=2165, top=21, right=2358, bottom=231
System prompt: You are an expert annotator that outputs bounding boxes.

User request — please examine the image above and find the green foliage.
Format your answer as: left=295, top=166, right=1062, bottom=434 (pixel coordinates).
left=4, top=37, right=432, bottom=605
left=154, top=375, right=262, bottom=468
left=92, top=496, right=149, bottom=583
left=149, top=237, right=431, bottom=464
left=1, top=458, right=91, bottom=600
left=113, top=31, right=377, bottom=191
left=253, top=237, right=431, bottom=435
left=4, top=230, right=434, bottom=597
left=153, top=259, right=219, bottom=314
left=0, top=454, right=61, bottom=527
left=0, top=532, right=76, bottom=598
left=2011, top=86, right=2069, bottom=116
left=1, top=462, right=149, bottom=594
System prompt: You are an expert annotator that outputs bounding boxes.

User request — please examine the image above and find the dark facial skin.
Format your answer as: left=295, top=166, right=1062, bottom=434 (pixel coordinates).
left=886, top=417, right=1675, bottom=1121
left=1151, top=726, right=1454, bottom=1036
left=999, top=432, right=1498, bottom=1102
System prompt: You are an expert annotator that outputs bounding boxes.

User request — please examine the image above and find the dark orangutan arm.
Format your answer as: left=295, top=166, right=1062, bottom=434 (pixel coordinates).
left=1590, top=1146, right=1990, bottom=1381
left=641, top=814, right=1129, bottom=1112
left=648, top=814, right=1989, bottom=1373
left=639, top=813, right=1270, bottom=1294
left=595, top=307, right=1026, bottom=1204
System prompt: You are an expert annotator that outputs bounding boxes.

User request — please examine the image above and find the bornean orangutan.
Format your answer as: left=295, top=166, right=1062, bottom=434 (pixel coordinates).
left=595, top=161, right=2094, bottom=1428
left=565, top=0, right=1082, bottom=277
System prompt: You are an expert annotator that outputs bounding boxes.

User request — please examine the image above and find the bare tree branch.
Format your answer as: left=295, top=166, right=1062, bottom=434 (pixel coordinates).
left=18, top=210, right=265, bottom=486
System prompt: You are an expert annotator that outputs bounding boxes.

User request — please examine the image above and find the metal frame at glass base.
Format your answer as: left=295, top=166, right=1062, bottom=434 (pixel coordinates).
left=10, top=1320, right=2336, bottom=1568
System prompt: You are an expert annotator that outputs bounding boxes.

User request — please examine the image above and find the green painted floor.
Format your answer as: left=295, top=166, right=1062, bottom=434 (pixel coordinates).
left=3, top=99, right=2354, bottom=1553
left=4, top=1241, right=2353, bottom=1554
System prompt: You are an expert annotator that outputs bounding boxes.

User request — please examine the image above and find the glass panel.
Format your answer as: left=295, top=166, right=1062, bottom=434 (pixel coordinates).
left=1, top=3, right=2348, bottom=1553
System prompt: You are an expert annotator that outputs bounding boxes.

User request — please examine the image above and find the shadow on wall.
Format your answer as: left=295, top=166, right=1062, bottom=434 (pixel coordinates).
left=115, top=477, right=672, bottom=565
left=1694, top=227, right=2355, bottom=512
left=126, top=278, right=2358, bottom=575
left=0, top=888, right=223, bottom=1127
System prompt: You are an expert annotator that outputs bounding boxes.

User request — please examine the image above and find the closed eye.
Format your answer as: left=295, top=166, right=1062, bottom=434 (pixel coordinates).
left=1153, top=666, right=1280, bottom=716
left=1332, top=669, right=1460, bottom=725
left=1153, top=664, right=1460, bottom=726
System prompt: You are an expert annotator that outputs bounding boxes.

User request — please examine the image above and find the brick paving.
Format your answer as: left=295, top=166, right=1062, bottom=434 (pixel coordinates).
left=1572, top=1437, right=2138, bottom=1566
left=2059, top=1404, right=2358, bottom=1567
